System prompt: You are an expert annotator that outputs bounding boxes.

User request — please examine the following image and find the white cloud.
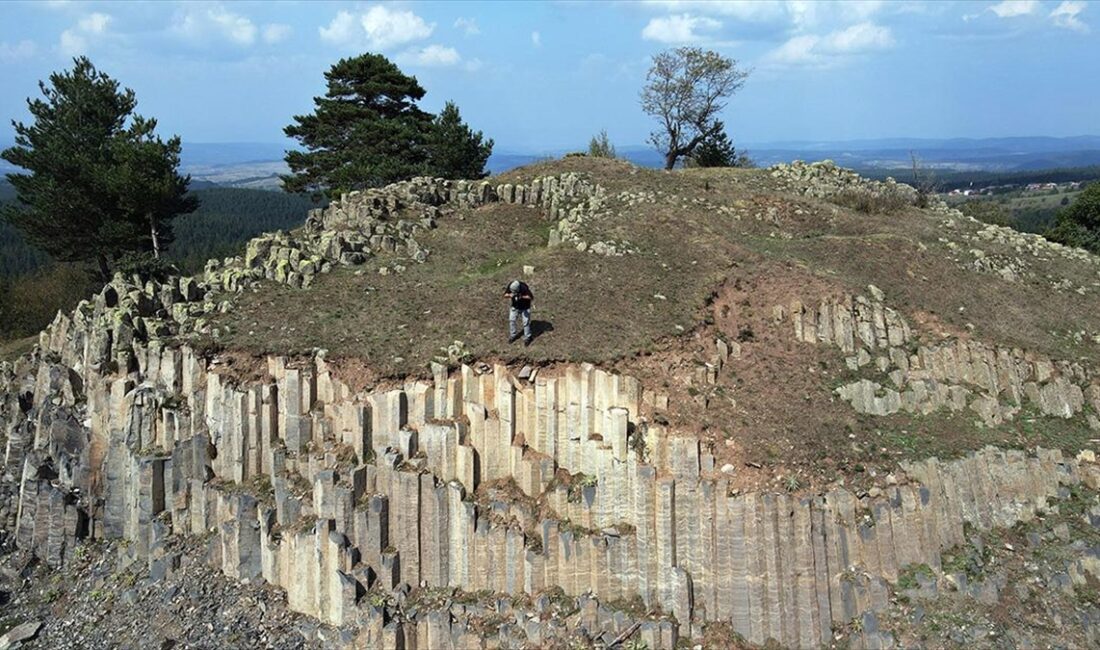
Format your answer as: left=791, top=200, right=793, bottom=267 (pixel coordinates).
left=362, top=5, right=433, bottom=48
left=988, top=0, right=1040, bottom=18
left=208, top=7, right=256, bottom=44
left=0, top=39, right=37, bottom=63
left=319, top=11, right=357, bottom=45
left=764, top=21, right=894, bottom=67
left=396, top=43, right=482, bottom=72
left=454, top=17, right=480, bottom=36
left=641, top=1, right=886, bottom=30
left=821, top=21, right=894, bottom=52
left=262, top=24, right=292, bottom=44
left=78, top=12, right=111, bottom=34
left=173, top=6, right=258, bottom=46
left=641, top=13, right=722, bottom=43
left=320, top=6, right=434, bottom=49
left=58, top=12, right=112, bottom=56
left=403, top=44, right=460, bottom=67
left=785, top=0, right=821, bottom=31
left=765, top=34, right=821, bottom=65
left=1050, top=0, right=1089, bottom=32
left=640, top=1, right=785, bottom=21
left=58, top=30, right=87, bottom=57
left=531, top=30, right=542, bottom=47
left=841, top=0, right=887, bottom=21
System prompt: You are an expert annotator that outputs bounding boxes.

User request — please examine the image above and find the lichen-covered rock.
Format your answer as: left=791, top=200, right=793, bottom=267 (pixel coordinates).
left=769, top=159, right=921, bottom=205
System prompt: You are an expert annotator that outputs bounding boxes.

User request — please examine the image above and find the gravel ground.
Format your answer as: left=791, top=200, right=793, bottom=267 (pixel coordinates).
left=0, top=536, right=345, bottom=650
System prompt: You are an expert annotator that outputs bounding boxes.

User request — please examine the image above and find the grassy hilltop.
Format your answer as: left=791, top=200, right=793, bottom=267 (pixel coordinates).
left=210, top=156, right=1100, bottom=490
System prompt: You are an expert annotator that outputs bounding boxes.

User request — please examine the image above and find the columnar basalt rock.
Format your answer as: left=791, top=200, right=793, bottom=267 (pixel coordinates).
left=769, top=159, right=921, bottom=206
left=780, top=289, right=1099, bottom=427
left=19, top=173, right=627, bottom=368
left=302, top=171, right=631, bottom=261
left=4, top=171, right=1100, bottom=646
left=3, top=301, right=1100, bottom=648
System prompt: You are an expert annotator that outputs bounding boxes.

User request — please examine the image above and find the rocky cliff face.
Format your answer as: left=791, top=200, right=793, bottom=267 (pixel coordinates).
left=2, top=165, right=1100, bottom=649
left=5, top=307, right=1100, bottom=647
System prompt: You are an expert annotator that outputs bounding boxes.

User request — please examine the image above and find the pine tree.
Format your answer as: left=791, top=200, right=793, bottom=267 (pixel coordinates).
left=108, top=117, right=198, bottom=260
left=283, top=54, right=434, bottom=196
left=1, top=57, right=195, bottom=279
left=689, top=121, right=753, bottom=168
left=1047, top=181, right=1100, bottom=254
left=424, top=101, right=493, bottom=180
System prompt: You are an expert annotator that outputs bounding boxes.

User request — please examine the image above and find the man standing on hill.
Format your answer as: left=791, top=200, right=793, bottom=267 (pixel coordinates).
left=504, top=279, right=534, bottom=346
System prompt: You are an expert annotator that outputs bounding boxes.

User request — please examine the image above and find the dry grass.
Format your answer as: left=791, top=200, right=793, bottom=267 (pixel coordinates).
left=830, top=186, right=913, bottom=214
left=208, top=156, right=1100, bottom=483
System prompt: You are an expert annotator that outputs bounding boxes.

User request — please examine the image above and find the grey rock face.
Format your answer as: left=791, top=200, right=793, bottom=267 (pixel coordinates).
left=782, top=290, right=1098, bottom=427
left=4, top=304, right=1100, bottom=649
left=0, top=621, right=41, bottom=649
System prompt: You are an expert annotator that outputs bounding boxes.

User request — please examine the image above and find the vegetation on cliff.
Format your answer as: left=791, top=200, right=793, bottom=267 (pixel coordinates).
left=282, top=53, right=493, bottom=197
left=1048, top=180, right=1100, bottom=254
left=1, top=57, right=196, bottom=280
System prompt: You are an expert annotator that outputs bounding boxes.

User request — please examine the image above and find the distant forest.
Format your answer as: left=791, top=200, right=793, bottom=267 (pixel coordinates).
left=860, top=165, right=1100, bottom=192
left=0, top=182, right=321, bottom=278
left=0, top=182, right=320, bottom=346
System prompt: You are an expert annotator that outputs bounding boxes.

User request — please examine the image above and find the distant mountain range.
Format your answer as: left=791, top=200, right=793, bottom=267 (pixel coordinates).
left=493, top=136, right=1100, bottom=174
left=3, top=136, right=1099, bottom=188
left=739, top=135, right=1100, bottom=171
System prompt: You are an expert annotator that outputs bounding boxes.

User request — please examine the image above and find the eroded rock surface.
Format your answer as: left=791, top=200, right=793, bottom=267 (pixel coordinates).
left=2, top=162, right=1100, bottom=648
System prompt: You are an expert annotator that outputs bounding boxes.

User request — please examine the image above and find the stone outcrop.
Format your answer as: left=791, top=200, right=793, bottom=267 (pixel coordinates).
left=8, top=172, right=627, bottom=352
left=3, top=169, right=1100, bottom=647
left=932, top=210, right=1099, bottom=295
left=304, top=172, right=632, bottom=261
left=769, top=159, right=920, bottom=205
left=779, top=289, right=1098, bottom=427
left=4, top=295, right=1100, bottom=647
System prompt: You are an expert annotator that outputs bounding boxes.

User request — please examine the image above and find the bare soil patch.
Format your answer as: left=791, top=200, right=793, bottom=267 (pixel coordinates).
left=209, top=157, right=1100, bottom=483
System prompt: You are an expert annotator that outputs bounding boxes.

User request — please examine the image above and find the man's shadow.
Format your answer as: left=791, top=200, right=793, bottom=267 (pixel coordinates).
left=530, top=320, right=554, bottom=342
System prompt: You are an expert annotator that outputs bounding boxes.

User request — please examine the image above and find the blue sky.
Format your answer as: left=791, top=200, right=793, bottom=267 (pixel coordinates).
left=0, top=1, right=1096, bottom=152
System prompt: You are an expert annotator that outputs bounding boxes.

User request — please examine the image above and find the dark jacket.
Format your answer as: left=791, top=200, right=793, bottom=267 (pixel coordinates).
left=505, top=282, right=533, bottom=310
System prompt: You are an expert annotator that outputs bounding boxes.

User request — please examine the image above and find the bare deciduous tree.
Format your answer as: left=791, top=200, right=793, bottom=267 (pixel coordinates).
left=640, top=47, right=749, bottom=170
left=909, top=151, right=938, bottom=208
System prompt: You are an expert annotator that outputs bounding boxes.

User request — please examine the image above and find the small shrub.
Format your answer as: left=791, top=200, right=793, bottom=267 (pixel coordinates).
left=115, top=252, right=177, bottom=282
left=832, top=187, right=911, bottom=215
left=587, top=129, right=617, bottom=159
left=567, top=473, right=597, bottom=502
left=959, top=200, right=1014, bottom=227
left=896, top=563, right=934, bottom=590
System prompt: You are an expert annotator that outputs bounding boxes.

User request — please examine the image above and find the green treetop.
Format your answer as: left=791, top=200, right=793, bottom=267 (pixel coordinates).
left=283, top=54, right=432, bottom=196
left=424, top=101, right=493, bottom=180
left=1047, top=181, right=1100, bottom=254
left=1, top=57, right=196, bottom=279
left=283, top=54, right=493, bottom=197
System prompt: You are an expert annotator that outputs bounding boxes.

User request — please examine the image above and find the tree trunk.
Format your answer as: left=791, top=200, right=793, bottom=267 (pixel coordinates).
left=664, top=151, right=677, bottom=170
left=97, top=254, right=111, bottom=281
left=149, top=213, right=160, bottom=259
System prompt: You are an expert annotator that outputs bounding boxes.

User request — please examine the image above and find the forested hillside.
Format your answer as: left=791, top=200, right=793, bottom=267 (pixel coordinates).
left=0, top=182, right=320, bottom=344
left=0, top=182, right=320, bottom=277
left=167, top=187, right=321, bottom=272
left=860, top=164, right=1100, bottom=191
